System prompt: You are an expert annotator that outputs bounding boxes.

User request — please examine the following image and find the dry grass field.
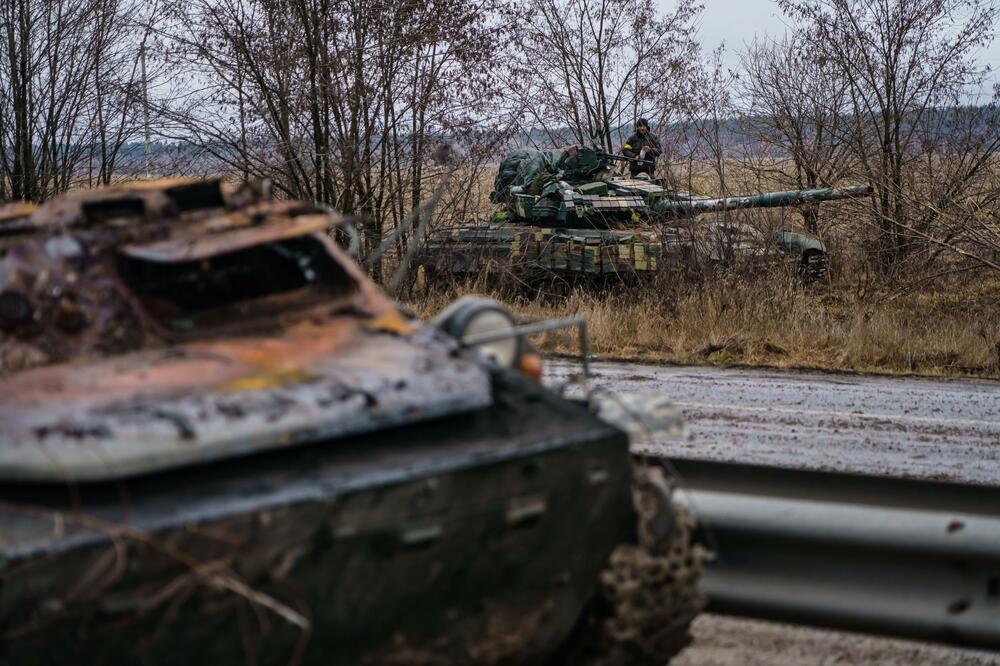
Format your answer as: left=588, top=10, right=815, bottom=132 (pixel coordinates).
left=408, top=267, right=1000, bottom=379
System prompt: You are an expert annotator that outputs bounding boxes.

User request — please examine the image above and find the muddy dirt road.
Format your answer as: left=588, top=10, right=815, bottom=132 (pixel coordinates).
left=548, top=360, right=1000, bottom=484
left=547, top=360, right=1000, bottom=665
left=674, top=615, right=1000, bottom=666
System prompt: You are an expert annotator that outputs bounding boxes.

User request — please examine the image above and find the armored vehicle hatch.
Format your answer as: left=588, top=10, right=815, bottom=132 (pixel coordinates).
left=0, top=179, right=491, bottom=480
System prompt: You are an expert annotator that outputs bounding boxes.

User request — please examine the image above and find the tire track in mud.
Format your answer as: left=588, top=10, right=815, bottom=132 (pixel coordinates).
left=547, top=361, right=1000, bottom=484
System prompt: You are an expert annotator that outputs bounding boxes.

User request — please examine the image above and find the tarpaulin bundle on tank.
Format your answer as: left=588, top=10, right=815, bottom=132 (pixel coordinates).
left=490, top=148, right=563, bottom=203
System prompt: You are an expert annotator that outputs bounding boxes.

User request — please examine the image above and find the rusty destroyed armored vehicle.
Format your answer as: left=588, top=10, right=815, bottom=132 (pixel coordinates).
left=416, top=145, right=872, bottom=285
left=0, top=179, right=702, bottom=665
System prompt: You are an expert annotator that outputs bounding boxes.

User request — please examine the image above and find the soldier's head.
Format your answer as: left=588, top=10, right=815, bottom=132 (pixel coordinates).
left=636, top=118, right=651, bottom=135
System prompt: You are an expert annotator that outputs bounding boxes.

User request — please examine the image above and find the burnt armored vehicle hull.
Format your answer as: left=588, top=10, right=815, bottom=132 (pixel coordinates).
left=416, top=146, right=871, bottom=285
left=0, top=179, right=701, bottom=665
left=2, top=372, right=636, bottom=665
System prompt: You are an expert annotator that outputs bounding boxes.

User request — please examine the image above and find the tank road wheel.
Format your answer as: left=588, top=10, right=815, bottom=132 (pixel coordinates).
left=554, top=465, right=706, bottom=666
left=598, top=465, right=706, bottom=664
left=799, top=249, right=829, bottom=281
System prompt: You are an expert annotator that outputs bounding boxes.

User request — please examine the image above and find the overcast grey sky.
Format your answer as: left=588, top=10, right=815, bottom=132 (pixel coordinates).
left=690, top=0, right=1000, bottom=96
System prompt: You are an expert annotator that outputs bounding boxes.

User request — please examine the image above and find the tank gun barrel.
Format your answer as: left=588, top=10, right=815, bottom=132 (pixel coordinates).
left=654, top=185, right=873, bottom=218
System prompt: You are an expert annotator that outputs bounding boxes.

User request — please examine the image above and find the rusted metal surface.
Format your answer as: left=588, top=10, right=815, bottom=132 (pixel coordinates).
left=0, top=323, right=491, bottom=481
left=0, top=178, right=392, bottom=369
left=0, top=201, right=36, bottom=235
left=120, top=213, right=337, bottom=262
left=17, top=178, right=240, bottom=231
left=0, top=178, right=490, bottom=480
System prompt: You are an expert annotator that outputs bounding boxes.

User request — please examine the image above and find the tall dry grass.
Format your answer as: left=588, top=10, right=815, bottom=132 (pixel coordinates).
left=409, top=269, right=1000, bottom=378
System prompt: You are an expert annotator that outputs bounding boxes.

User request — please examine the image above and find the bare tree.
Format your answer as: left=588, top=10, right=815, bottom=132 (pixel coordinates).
left=897, top=102, right=1000, bottom=273
left=0, top=0, right=150, bottom=201
left=688, top=46, right=737, bottom=196
left=512, top=0, right=702, bottom=151
left=778, top=0, right=1000, bottom=271
left=160, top=0, right=509, bottom=280
left=738, top=35, right=853, bottom=231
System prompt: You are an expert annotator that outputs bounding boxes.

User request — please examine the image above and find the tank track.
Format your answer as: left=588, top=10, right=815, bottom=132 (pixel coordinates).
left=554, top=464, right=707, bottom=665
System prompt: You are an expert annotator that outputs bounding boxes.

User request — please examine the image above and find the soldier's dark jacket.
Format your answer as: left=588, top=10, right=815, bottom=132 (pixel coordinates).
left=622, top=131, right=661, bottom=177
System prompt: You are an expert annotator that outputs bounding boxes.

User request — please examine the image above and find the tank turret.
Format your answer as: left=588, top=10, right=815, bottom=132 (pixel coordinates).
left=417, top=145, right=873, bottom=282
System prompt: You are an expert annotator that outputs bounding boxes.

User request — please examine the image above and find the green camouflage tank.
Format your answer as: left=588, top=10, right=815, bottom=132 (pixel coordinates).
left=417, top=145, right=872, bottom=281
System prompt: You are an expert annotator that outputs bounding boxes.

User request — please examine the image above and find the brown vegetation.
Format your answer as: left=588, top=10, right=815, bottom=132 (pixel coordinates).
left=410, top=272, right=1000, bottom=378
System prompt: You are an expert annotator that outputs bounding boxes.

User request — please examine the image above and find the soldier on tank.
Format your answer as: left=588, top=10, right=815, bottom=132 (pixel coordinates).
left=621, top=118, right=661, bottom=178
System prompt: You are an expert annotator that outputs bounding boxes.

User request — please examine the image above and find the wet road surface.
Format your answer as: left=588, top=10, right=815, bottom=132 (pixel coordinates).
left=547, top=360, right=1000, bottom=485
left=548, top=360, right=1000, bottom=665
left=674, top=614, right=1000, bottom=666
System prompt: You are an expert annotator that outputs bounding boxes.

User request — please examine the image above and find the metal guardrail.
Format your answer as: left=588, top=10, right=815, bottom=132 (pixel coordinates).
left=660, top=458, right=1000, bottom=650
